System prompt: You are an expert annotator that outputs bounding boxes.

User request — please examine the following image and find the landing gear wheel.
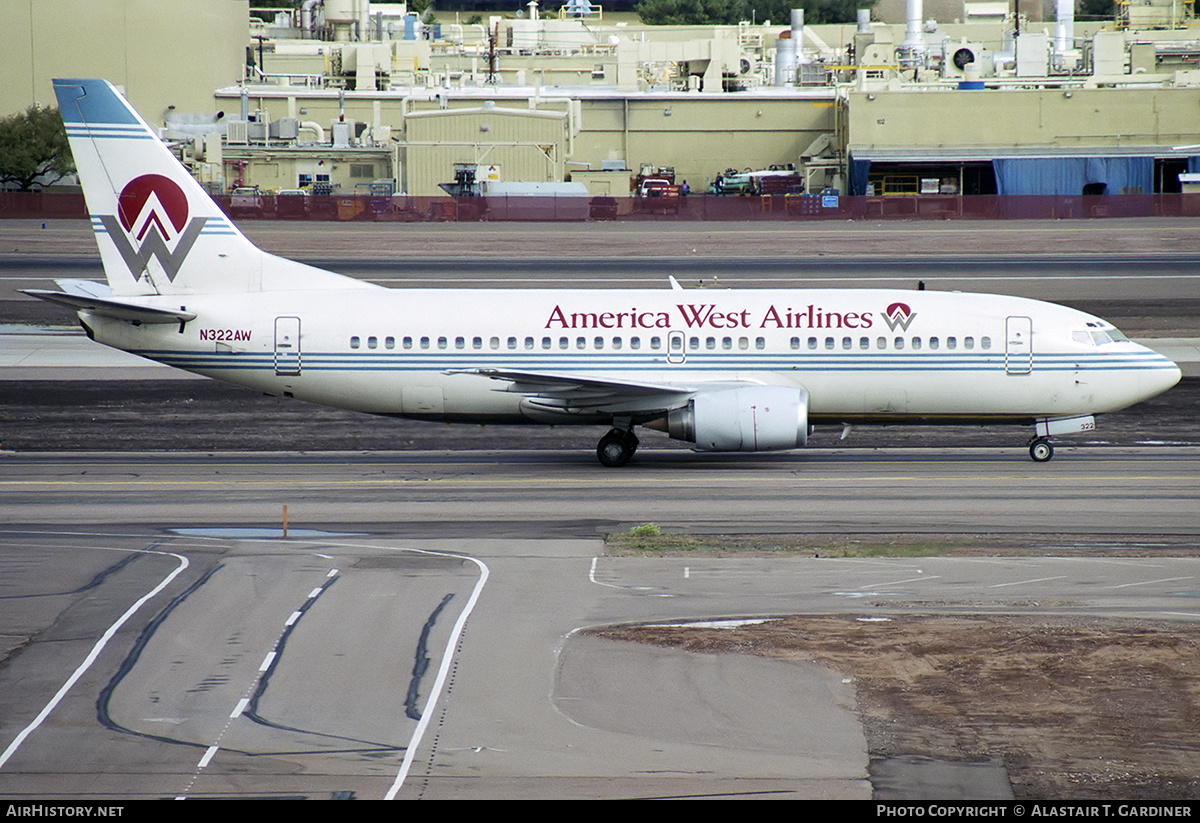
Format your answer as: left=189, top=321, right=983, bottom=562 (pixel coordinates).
left=1029, top=438, right=1054, bottom=463
left=597, top=428, right=639, bottom=467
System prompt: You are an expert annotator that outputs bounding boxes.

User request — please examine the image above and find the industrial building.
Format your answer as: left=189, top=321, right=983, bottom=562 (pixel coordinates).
left=6, top=0, right=1200, bottom=209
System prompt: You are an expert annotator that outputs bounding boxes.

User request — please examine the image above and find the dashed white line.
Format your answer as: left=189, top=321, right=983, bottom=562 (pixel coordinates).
left=989, top=575, right=1068, bottom=589
left=197, top=746, right=219, bottom=769
left=1106, top=576, right=1193, bottom=589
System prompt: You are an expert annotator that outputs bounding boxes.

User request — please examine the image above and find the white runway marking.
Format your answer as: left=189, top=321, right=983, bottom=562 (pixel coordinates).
left=989, top=575, right=1068, bottom=588
left=0, top=548, right=189, bottom=771
left=383, top=547, right=490, bottom=801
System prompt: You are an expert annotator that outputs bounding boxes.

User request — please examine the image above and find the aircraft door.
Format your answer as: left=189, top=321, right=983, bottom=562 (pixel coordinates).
left=667, top=330, right=686, bottom=364
left=1005, top=316, right=1032, bottom=374
left=274, top=316, right=301, bottom=375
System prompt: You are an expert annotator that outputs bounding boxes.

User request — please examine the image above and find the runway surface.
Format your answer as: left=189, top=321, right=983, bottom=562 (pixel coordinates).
left=4, top=449, right=1200, bottom=539
left=0, top=449, right=1198, bottom=798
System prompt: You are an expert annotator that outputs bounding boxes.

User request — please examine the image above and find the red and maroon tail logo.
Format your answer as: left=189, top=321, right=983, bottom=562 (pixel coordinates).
left=882, top=301, right=917, bottom=332
left=101, top=174, right=205, bottom=284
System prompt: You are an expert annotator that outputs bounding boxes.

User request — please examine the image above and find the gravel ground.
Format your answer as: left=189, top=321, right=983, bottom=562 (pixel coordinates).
left=595, top=615, right=1200, bottom=800
left=0, top=376, right=1194, bottom=453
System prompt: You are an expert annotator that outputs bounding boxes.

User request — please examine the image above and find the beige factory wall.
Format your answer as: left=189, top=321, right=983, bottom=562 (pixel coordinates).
left=847, top=87, right=1200, bottom=149
left=3, top=0, right=247, bottom=121
left=404, top=107, right=569, bottom=196
left=219, top=89, right=838, bottom=196
left=222, top=150, right=391, bottom=192
left=575, top=96, right=836, bottom=191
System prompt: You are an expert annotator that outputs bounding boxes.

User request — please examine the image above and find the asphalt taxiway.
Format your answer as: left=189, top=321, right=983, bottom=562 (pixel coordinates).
left=1, top=449, right=1199, bottom=798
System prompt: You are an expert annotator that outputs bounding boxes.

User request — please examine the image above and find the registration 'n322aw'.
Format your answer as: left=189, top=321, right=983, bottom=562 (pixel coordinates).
left=27, top=79, right=1182, bottom=466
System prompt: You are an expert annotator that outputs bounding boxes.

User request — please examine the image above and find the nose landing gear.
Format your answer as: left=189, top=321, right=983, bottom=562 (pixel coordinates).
left=1028, top=436, right=1054, bottom=462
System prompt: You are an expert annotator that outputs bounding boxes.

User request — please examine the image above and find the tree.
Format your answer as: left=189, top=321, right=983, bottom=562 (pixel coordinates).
left=1078, top=0, right=1115, bottom=20
left=0, top=106, right=74, bottom=192
left=637, top=0, right=875, bottom=25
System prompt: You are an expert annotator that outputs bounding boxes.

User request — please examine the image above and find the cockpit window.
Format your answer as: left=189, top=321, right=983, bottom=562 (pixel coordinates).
left=1074, top=328, right=1127, bottom=346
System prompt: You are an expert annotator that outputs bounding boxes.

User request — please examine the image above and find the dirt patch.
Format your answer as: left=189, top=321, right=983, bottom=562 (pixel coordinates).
left=591, top=615, right=1200, bottom=799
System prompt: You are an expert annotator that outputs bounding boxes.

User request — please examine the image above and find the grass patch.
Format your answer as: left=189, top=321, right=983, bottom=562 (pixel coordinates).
left=605, top=530, right=962, bottom=556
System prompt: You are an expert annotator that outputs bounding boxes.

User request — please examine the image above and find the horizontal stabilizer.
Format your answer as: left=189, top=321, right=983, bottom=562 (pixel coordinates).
left=22, top=288, right=196, bottom=324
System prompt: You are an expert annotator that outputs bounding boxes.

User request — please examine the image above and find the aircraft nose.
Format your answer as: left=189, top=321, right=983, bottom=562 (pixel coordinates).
left=1138, top=353, right=1182, bottom=402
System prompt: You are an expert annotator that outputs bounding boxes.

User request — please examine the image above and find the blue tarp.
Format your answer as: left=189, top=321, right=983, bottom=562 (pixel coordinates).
left=993, top=156, right=1154, bottom=196
left=848, top=155, right=871, bottom=197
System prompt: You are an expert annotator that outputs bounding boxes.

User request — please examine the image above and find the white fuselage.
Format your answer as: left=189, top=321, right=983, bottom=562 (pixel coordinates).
left=83, top=286, right=1180, bottom=427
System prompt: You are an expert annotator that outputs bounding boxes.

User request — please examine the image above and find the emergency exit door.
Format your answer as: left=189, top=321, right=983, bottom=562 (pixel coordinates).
left=274, top=316, right=301, bottom=375
left=1005, top=316, right=1032, bottom=374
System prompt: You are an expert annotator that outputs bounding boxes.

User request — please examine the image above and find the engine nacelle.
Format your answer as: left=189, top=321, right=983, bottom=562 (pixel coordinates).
left=664, top=386, right=809, bottom=452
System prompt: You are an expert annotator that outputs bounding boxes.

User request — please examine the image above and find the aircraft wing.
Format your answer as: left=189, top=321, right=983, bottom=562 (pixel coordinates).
left=22, top=279, right=196, bottom=324
left=449, top=367, right=697, bottom=414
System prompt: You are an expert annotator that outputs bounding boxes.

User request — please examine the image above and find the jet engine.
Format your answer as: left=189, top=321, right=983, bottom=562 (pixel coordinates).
left=659, top=386, right=809, bottom=452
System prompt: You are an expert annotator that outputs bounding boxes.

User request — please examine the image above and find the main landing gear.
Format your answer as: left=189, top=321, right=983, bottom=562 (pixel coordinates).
left=1028, top=436, right=1054, bottom=463
left=597, top=427, right=639, bottom=467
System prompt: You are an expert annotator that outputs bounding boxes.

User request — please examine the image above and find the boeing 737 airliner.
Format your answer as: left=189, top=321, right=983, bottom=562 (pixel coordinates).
left=27, top=79, right=1182, bottom=465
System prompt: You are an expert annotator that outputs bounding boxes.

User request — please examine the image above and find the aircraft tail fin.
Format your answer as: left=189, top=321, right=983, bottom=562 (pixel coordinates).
left=53, top=79, right=365, bottom=297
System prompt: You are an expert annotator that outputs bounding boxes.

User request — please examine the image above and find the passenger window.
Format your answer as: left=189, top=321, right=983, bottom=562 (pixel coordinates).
left=490, top=337, right=500, bottom=349
left=981, top=337, right=991, bottom=349
left=911, top=337, right=922, bottom=350
left=708, top=337, right=718, bottom=350
left=928, top=336, right=939, bottom=350
left=455, top=337, right=465, bottom=349
left=507, top=336, right=517, bottom=350
left=577, top=337, right=587, bottom=349
left=790, top=337, right=801, bottom=350
left=650, top=337, right=662, bottom=350
left=420, top=336, right=430, bottom=349
left=739, top=337, right=749, bottom=350
left=947, top=337, right=957, bottom=350
left=841, top=337, right=852, bottom=350
left=877, top=337, right=887, bottom=349
left=559, top=337, right=569, bottom=349
left=860, top=337, right=870, bottom=350
left=808, top=337, right=818, bottom=350
left=824, top=337, right=835, bottom=350
left=894, top=337, right=905, bottom=350
left=542, top=337, right=552, bottom=350
left=385, top=336, right=395, bottom=350
left=472, top=336, right=482, bottom=349
left=612, top=337, right=622, bottom=349
left=350, top=336, right=360, bottom=349
left=722, top=337, right=733, bottom=350
left=595, top=337, right=605, bottom=350
left=689, top=336, right=700, bottom=349
left=438, top=336, right=448, bottom=349
left=403, top=336, right=413, bottom=350
left=368, top=336, right=378, bottom=349
left=756, top=337, right=765, bottom=350
left=964, top=337, right=975, bottom=349
left=630, top=337, right=641, bottom=350
left=524, top=337, right=534, bottom=350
